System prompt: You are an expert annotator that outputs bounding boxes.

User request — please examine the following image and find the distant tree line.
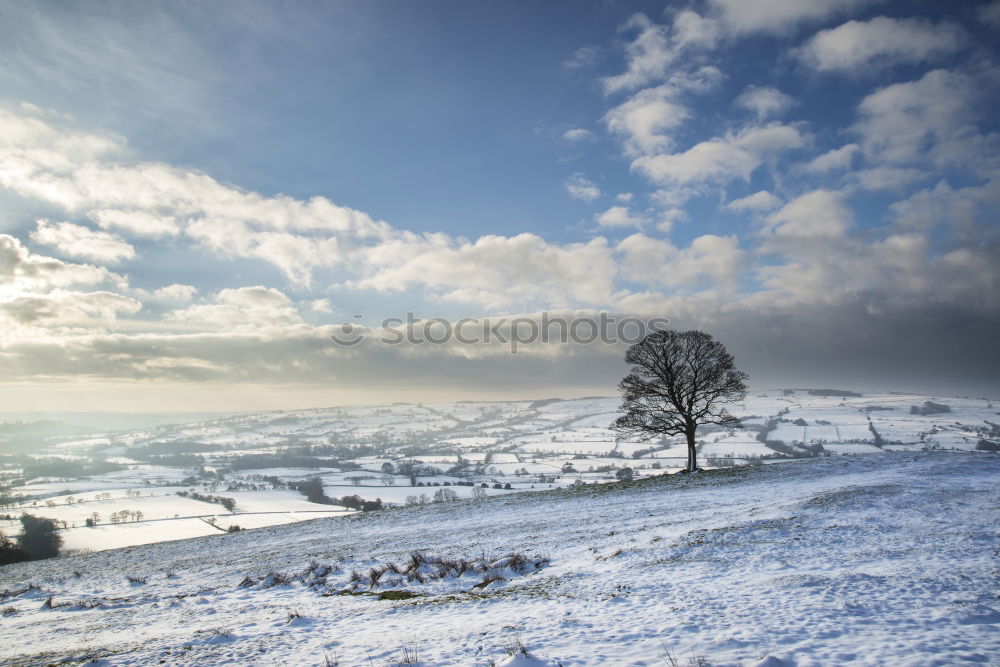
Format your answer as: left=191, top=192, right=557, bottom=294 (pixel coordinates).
left=289, top=478, right=382, bottom=511
left=910, top=401, right=951, bottom=416
left=229, top=453, right=348, bottom=472
left=176, top=491, right=236, bottom=511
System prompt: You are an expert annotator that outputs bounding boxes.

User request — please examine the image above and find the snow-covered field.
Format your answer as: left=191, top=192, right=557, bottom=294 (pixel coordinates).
left=2, top=390, right=997, bottom=557
left=0, top=452, right=996, bottom=666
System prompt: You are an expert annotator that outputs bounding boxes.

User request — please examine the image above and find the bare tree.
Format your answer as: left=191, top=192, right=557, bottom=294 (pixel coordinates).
left=433, top=488, right=458, bottom=503
left=611, top=330, right=748, bottom=472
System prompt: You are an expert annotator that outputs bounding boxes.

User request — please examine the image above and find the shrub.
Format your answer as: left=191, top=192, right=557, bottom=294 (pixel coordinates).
left=387, top=641, right=420, bottom=665
left=910, top=401, right=952, bottom=415
left=0, top=530, right=30, bottom=566
left=335, top=495, right=382, bottom=511
left=501, top=632, right=528, bottom=657
left=342, top=551, right=549, bottom=593
left=615, top=467, right=635, bottom=482
left=17, top=515, right=62, bottom=560
left=432, top=488, right=458, bottom=503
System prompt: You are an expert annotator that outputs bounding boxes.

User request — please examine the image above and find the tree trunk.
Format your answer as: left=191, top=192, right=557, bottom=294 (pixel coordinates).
left=685, top=428, right=697, bottom=472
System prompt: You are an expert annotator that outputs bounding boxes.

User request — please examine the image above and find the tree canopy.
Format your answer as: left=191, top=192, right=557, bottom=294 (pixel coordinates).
left=612, top=329, right=748, bottom=472
left=17, top=514, right=63, bottom=560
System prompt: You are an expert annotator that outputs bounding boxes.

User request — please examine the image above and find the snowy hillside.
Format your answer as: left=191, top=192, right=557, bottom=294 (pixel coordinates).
left=1, top=390, right=998, bottom=554
left=1, top=451, right=997, bottom=666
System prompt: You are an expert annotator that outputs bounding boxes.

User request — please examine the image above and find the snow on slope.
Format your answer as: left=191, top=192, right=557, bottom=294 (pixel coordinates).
left=1, top=452, right=997, bottom=666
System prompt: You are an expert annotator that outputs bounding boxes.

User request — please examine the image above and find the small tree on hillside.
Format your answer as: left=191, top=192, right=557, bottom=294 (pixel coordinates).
left=18, top=514, right=63, bottom=560
left=433, top=487, right=458, bottom=503
left=611, top=329, right=748, bottom=472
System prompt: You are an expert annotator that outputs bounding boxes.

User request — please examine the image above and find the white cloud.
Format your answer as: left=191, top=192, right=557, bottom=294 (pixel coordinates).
left=0, top=289, right=140, bottom=328
left=595, top=206, right=646, bottom=228
left=0, top=234, right=138, bottom=339
left=617, top=233, right=746, bottom=288
left=602, top=11, right=719, bottom=94
left=133, top=283, right=197, bottom=305
left=635, top=139, right=755, bottom=185
left=632, top=123, right=807, bottom=186
left=564, top=173, right=601, bottom=202
left=30, top=219, right=136, bottom=264
left=855, top=69, right=983, bottom=167
left=1, top=44, right=998, bottom=398
left=184, top=217, right=343, bottom=288
left=0, top=106, right=395, bottom=287
left=19, top=102, right=45, bottom=115
left=309, top=298, right=333, bottom=313
left=166, top=286, right=303, bottom=330
left=155, top=284, right=196, bottom=303
left=848, top=167, right=929, bottom=192
left=0, top=106, right=123, bottom=168
left=602, top=14, right=675, bottom=94
left=562, top=128, right=595, bottom=142
left=655, top=208, right=687, bottom=234
left=91, top=208, right=180, bottom=237
left=735, top=86, right=795, bottom=120
left=709, top=0, right=879, bottom=34
left=726, top=191, right=782, bottom=212
left=765, top=190, right=853, bottom=238
left=736, top=124, right=809, bottom=154
left=604, top=84, right=690, bottom=156
left=670, top=9, right=721, bottom=50
left=889, top=178, right=1000, bottom=236
left=798, top=16, right=965, bottom=72
left=350, top=233, right=618, bottom=309
left=615, top=192, right=634, bottom=203
left=753, top=207, right=1000, bottom=316
left=803, top=143, right=859, bottom=173
left=0, top=234, right=124, bottom=292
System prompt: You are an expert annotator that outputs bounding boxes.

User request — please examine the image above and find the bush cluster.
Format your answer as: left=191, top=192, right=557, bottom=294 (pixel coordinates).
left=0, top=515, right=62, bottom=565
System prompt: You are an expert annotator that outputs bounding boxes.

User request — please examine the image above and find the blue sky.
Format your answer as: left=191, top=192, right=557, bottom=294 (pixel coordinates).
left=1, top=0, right=999, bottom=410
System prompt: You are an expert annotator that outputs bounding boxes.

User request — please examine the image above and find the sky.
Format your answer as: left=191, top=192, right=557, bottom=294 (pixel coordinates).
left=1, top=0, right=999, bottom=411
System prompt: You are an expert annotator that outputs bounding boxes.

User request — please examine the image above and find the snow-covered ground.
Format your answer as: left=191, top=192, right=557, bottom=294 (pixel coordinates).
left=1, top=451, right=997, bottom=666
left=2, top=390, right=997, bottom=556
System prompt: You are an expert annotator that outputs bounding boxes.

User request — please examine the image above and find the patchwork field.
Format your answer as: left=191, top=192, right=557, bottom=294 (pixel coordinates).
left=1, top=389, right=997, bottom=555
